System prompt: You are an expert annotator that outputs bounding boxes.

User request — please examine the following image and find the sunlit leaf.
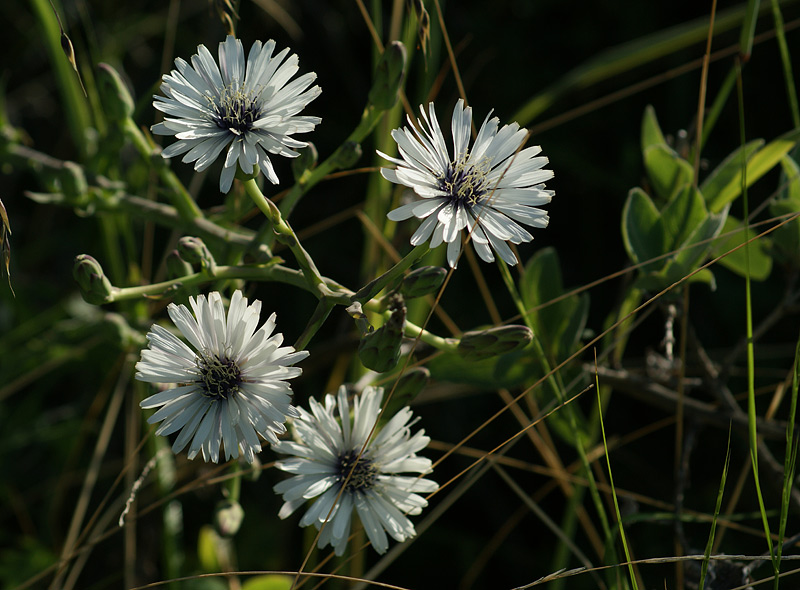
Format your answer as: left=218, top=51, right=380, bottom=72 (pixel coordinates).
left=709, top=215, right=773, bottom=280
left=660, top=185, right=707, bottom=249
left=644, top=143, right=694, bottom=202
left=641, top=105, right=667, bottom=151
left=702, top=128, right=800, bottom=212
left=621, top=187, right=665, bottom=272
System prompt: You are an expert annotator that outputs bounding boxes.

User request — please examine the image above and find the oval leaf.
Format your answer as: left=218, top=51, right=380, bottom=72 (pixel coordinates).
left=622, top=187, right=666, bottom=271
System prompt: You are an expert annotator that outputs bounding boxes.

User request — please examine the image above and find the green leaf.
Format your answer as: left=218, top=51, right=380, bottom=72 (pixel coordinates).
left=769, top=154, right=800, bottom=266
left=427, top=346, right=540, bottom=390
left=778, top=153, right=800, bottom=203
left=739, top=0, right=761, bottom=58
left=769, top=200, right=800, bottom=266
left=644, top=144, right=694, bottom=202
left=710, top=215, right=773, bottom=280
left=641, top=105, right=666, bottom=151
left=700, top=140, right=762, bottom=211
left=702, top=128, right=800, bottom=212
left=621, top=187, right=666, bottom=271
left=661, top=205, right=728, bottom=283
left=520, top=247, right=589, bottom=361
left=660, top=185, right=708, bottom=249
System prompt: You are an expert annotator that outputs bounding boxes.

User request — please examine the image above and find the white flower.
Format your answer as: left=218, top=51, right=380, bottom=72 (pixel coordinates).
left=273, top=385, right=438, bottom=555
left=379, top=99, right=554, bottom=267
left=152, top=35, right=321, bottom=193
left=135, top=290, right=307, bottom=463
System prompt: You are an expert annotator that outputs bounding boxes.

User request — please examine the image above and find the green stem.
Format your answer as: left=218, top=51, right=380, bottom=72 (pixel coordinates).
left=107, top=264, right=348, bottom=304
left=106, top=263, right=450, bottom=353
left=247, top=105, right=386, bottom=252
left=351, top=243, right=429, bottom=304
left=227, top=462, right=241, bottom=503
left=376, top=306, right=457, bottom=352
left=123, top=119, right=203, bottom=221
left=294, top=297, right=336, bottom=351
left=279, top=105, right=385, bottom=219
left=243, top=178, right=331, bottom=298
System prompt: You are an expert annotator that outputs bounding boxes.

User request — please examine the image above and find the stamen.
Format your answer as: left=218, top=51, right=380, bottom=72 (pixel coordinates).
left=197, top=353, right=241, bottom=400
left=211, top=83, right=261, bottom=134
left=337, top=450, right=378, bottom=493
left=440, top=155, right=492, bottom=207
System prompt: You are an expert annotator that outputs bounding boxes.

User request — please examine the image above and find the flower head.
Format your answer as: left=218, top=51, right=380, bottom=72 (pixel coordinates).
left=135, top=290, right=307, bottom=463
left=273, top=386, right=438, bottom=555
left=152, top=36, right=321, bottom=193
left=380, top=99, right=554, bottom=267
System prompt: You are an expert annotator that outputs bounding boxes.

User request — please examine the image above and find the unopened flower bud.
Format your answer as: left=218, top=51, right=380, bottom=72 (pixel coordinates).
left=214, top=499, right=244, bottom=538
left=457, top=325, right=533, bottom=361
left=358, top=294, right=406, bottom=373
left=177, top=236, right=216, bottom=275
left=73, top=254, right=114, bottom=305
left=291, top=142, right=318, bottom=181
left=97, top=63, right=134, bottom=122
left=400, top=266, right=446, bottom=298
left=368, top=41, right=407, bottom=111
left=102, top=312, right=145, bottom=347
left=166, top=249, right=194, bottom=279
left=60, top=161, right=89, bottom=206
left=331, top=141, right=362, bottom=169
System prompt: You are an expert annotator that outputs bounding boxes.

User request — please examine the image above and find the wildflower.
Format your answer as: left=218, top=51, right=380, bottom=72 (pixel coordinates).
left=152, top=36, right=321, bottom=193
left=135, top=290, right=307, bottom=463
left=273, top=386, right=438, bottom=555
left=380, top=99, right=554, bottom=267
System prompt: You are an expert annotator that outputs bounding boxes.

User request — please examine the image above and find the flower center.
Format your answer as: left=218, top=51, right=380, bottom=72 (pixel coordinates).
left=336, top=450, right=378, bottom=493
left=212, top=84, right=261, bottom=135
left=197, top=354, right=241, bottom=400
left=440, top=155, right=492, bottom=208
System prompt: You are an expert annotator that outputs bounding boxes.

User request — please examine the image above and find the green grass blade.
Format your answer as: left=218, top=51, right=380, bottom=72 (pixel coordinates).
left=29, top=0, right=91, bottom=159
left=740, top=0, right=761, bottom=59
left=775, top=335, right=800, bottom=588
left=699, top=65, right=737, bottom=155
left=699, top=428, right=732, bottom=590
left=736, top=57, right=776, bottom=573
left=594, top=359, right=638, bottom=590
left=770, top=0, right=800, bottom=127
left=513, top=2, right=774, bottom=126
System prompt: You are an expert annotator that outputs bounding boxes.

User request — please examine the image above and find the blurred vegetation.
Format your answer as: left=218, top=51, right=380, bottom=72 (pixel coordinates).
left=2, top=1, right=800, bottom=589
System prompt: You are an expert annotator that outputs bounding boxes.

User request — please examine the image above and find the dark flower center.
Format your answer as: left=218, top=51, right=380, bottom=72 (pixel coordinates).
left=197, top=354, right=241, bottom=400
left=212, top=84, right=261, bottom=135
left=440, top=156, right=492, bottom=208
left=336, top=450, right=378, bottom=493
